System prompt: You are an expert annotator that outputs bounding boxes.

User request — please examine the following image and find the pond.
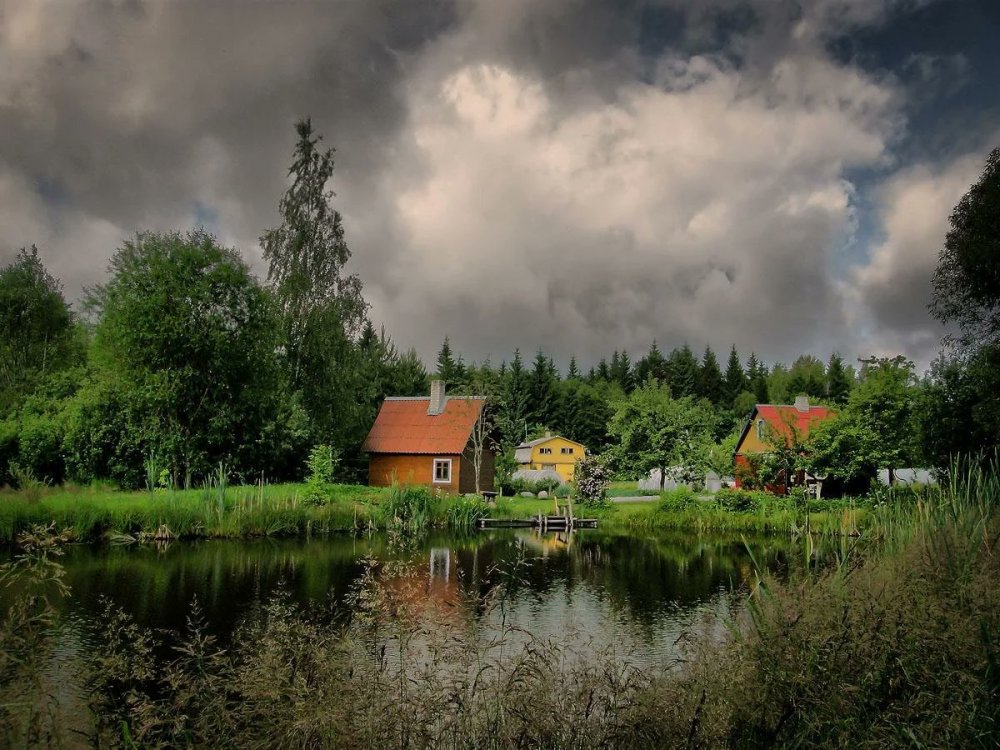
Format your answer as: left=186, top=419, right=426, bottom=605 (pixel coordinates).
left=6, top=528, right=808, bottom=746
left=46, top=528, right=801, bottom=658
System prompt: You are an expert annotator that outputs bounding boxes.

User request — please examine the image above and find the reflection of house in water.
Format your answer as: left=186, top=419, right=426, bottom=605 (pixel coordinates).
left=429, top=547, right=451, bottom=583
left=517, top=530, right=574, bottom=556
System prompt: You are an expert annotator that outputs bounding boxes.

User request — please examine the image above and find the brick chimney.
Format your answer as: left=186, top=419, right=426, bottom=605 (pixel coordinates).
left=794, top=395, right=810, bottom=412
left=427, top=379, right=447, bottom=416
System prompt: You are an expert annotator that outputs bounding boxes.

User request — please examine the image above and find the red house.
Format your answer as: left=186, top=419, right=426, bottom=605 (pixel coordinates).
left=733, top=396, right=835, bottom=489
left=361, top=381, right=495, bottom=493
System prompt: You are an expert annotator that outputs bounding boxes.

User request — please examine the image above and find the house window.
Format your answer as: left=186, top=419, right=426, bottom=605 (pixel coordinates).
left=539, top=447, right=552, bottom=455
left=433, top=458, right=452, bottom=484
left=560, top=447, right=574, bottom=455
left=756, top=419, right=765, bottom=440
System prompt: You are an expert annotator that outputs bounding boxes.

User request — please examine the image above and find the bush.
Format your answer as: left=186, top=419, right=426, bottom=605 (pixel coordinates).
left=575, top=455, right=612, bottom=506
left=658, top=485, right=699, bottom=511
left=303, top=444, right=338, bottom=505
left=714, top=488, right=782, bottom=513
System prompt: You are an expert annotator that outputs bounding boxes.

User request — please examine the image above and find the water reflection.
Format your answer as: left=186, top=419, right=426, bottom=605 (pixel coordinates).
left=44, top=529, right=797, bottom=660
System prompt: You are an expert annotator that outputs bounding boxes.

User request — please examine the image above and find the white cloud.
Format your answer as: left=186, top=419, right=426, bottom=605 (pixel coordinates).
left=847, top=151, right=987, bottom=365
left=370, top=45, right=899, bottom=364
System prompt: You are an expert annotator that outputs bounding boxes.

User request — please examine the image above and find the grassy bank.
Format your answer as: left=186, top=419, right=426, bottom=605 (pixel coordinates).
left=489, top=492, right=872, bottom=536
left=0, top=481, right=902, bottom=544
left=6, top=463, right=991, bottom=747
left=0, top=483, right=389, bottom=543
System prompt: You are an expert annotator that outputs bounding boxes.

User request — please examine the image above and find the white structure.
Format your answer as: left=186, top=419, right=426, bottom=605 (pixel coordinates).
left=638, top=469, right=734, bottom=493
left=876, top=468, right=937, bottom=486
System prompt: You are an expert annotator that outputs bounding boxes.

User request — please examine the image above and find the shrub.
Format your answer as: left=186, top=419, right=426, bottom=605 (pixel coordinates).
left=575, top=455, right=612, bottom=506
left=658, top=485, right=699, bottom=511
left=715, top=488, right=779, bottom=513
left=303, top=444, right=338, bottom=505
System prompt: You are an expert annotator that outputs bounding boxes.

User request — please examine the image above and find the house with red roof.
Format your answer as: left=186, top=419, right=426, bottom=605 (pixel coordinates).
left=733, top=396, right=835, bottom=489
left=361, top=380, right=495, bottom=493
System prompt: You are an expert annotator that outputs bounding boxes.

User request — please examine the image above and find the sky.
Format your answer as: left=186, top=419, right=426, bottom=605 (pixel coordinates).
left=1, top=0, right=998, bottom=373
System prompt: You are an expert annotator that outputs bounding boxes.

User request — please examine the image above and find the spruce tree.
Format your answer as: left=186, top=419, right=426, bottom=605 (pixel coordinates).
left=497, top=349, right=529, bottom=447
left=787, top=355, right=826, bottom=399
left=435, top=336, right=460, bottom=386
left=667, top=344, right=699, bottom=398
left=826, top=352, right=852, bottom=405
left=747, top=352, right=769, bottom=403
left=722, top=345, right=747, bottom=407
left=528, top=349, right=557, bottom=427
left=567, top=355, right=581, bottom=380
left=698, top=345, right=724, bottom=404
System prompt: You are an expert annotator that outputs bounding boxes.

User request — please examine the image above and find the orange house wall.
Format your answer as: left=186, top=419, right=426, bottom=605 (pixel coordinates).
left=368, top=453, right=462, bottom=494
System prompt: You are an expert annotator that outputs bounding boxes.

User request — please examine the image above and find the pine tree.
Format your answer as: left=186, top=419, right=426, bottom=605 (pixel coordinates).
left=528, top=349, right=557, bottom=427
left=497, top=349, right=529, bottom=447
left=596, top=358, right=611, bottom=382
left=435, top=336, right=460, bottom=386
left=826, top=352, right=852, bottom=405
left=567, top=355, right=581, bottom=380
left=722, top=345, right=747, bottom=407
left=746, top=352, right=769, bottom=404
left=612, top=349, right=634, bottom=392
left=635, top=340, right=668, bottom=386
left=698, top=345, right=724, bottom=404
left=667, top=344, right=699, bottom=398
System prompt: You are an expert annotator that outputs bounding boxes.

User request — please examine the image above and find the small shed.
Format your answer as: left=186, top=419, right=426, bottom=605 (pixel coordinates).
left=361, top=381, right=495, bottom=493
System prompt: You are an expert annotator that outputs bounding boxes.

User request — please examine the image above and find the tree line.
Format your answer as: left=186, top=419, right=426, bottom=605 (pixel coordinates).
left=2, top=127, right=998, bottom=492
left=0, top=121, right=428, bottom=488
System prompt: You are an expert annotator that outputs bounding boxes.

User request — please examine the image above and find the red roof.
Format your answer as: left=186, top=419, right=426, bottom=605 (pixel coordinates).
left=361, top=397, right=485, bottom=455
left=738, top=403, right=835, bottom=450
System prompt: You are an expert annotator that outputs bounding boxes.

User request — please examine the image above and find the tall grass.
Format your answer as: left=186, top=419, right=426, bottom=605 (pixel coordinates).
left=73, top=460, right=1000, bottom=748
left=0, top=483, right=387, bottom=543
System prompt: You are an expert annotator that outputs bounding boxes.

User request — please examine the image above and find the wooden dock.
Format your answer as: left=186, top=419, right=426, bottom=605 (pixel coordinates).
left=476, top=500, right=597, bottom=530
left=476, top=515, right=597, bottom=530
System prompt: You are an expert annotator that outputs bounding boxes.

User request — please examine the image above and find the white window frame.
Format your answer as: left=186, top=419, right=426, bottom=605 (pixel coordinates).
left=432, top=458, right=452, bottom=484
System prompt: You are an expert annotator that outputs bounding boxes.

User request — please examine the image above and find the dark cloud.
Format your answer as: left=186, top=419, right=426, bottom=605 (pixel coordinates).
left=1, top=0, right=996, bottom=371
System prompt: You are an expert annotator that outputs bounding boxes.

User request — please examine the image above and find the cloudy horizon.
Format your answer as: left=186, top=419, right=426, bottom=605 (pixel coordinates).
left=2, top=0, right=998, bottom=372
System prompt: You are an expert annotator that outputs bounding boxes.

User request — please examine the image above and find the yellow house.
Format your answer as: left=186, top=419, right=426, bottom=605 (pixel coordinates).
left=514, top=434, right=586, bottom=482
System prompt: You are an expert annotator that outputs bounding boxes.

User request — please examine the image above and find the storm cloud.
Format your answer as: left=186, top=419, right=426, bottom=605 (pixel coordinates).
left=1, top=0, right=997, bottom=370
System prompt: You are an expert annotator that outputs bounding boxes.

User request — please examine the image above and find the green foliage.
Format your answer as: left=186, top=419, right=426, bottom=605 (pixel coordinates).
left=379, top=483, right=438, bottom=532
left=303, top=444, right=338, bottom=505
left=715, top=488, right=786, bottom=513
left=746, top=352, right=769, bottom=403
left=574, top=453, right=612, bottom=506
left=666, top=344, right=700, bottom=399
left=931, top=145, right=1000, bottom=348
left=446, top=495, right=489, bottom=528
left=722, top=345, right=747, bottom=407
left=261, top=119, right=369, bottom=451
left=607, top=382, right=715, bottom=489
left=90, top=230, right=291, bottom=485
left=697, top=345, right=724, bottom=404
left=702, top=426, right=741, bottom=479
left=812, top=356, right=921, bottom=484
left=825, top=352, right=852, bottom=404
left=657, top=485, right=698, bottom=510
left=0, top=246, right=84, bottom=414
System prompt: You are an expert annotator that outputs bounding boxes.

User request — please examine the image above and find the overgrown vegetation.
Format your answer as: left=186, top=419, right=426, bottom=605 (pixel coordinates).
left=35, top=463, right=993, bottom=748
